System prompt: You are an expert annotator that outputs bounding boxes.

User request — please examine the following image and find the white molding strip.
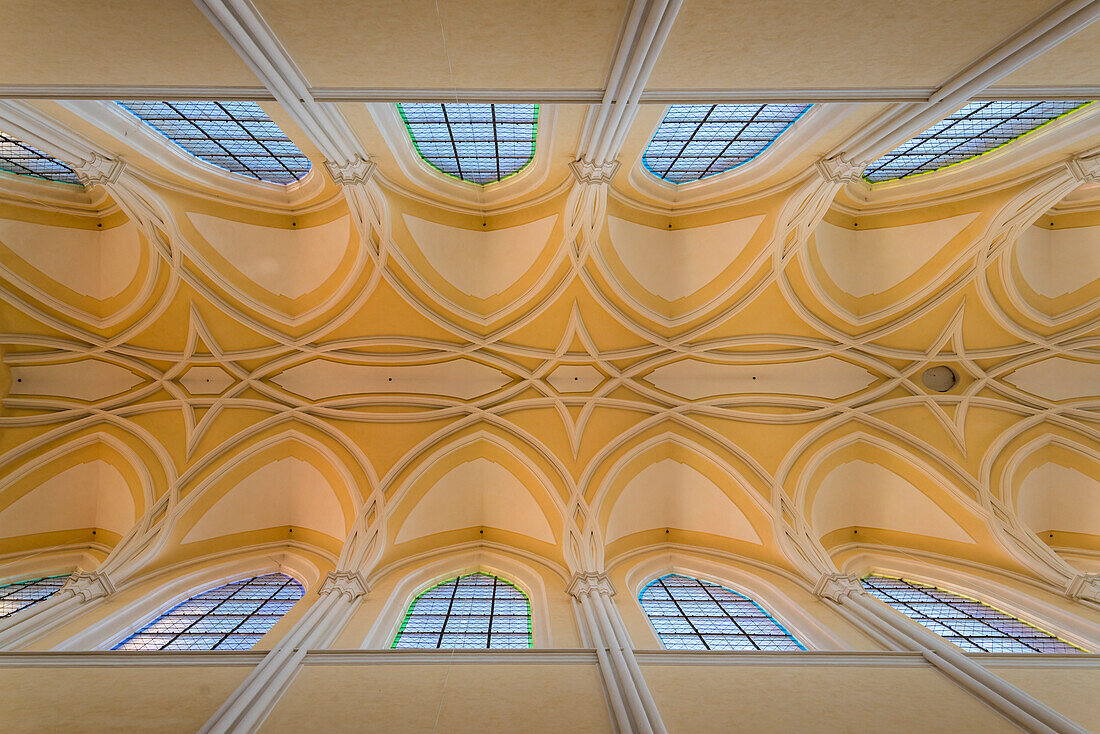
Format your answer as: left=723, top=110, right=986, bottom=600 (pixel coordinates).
left=0, top=651, right=265, bottom=667
left=303, top=649, right=600, bottom=665
left=634, top=650, right=928, bottom=666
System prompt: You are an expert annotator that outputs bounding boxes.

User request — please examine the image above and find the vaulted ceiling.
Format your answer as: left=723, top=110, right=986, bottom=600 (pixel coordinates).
left=0, top=0, right=1097, bottom=598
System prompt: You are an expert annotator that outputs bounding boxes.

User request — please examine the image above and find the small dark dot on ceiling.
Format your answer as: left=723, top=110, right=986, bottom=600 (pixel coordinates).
left=388, top=377, right=393, bottom=381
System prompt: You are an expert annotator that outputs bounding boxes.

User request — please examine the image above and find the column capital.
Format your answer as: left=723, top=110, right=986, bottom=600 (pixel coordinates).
left=1066, top=573, right=1100, bottom=602
left=569, top=158, right=619, bottom=185
left=567, top=572, right=616, bottom=599
left=813, top=573, right=864, bottom=603
left=816, top=156, right=864, bottom=184
left=318, top=570, right=369, bottom=601
left=324, top=155, right=375, bottom=185
left=73, top=153, right=125, bottom=187
left=63, top=570, right=115, bottom=602
left=1066, top=154, right=1100, bottom=184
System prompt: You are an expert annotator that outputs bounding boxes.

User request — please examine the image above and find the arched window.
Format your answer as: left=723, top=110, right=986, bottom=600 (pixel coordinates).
left=117, top=101, right=311, bottom=184
left=643, top=104, right=810, bottom=183
left=863, top=100, right=1093, bottom=182
left=863, top=575, right=1085, bottom=653
left=113, top=573, right=303, bottom=651
left=639, top=574, right=805, bottom=651
left=392, top=572, right=532, bottom=649
left=0, top=575, right=70, bottom=618
left=396, top=103, right=538, bottom=184
left=0, top=132, right=80, bottom=184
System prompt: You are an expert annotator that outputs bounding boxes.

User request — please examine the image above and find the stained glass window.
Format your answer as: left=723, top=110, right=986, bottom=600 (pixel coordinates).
left=397, top=103, right=538, bottom=184
left=639, top=574, right=805, bottom=651
left=392, top=572, right=532, bottom=649
left=0, top=575, right=70, bottom=618
left=863, top=575, right=1085, bottom=653
left=0, top=132, right=81, bottom=185
left=643, top=104, right=811, bottom=183
left=112, top=573, right=303, bottom=651
left=864, top=100, right=1093, bottom=182
left=117, top=101, right=311, bottom=184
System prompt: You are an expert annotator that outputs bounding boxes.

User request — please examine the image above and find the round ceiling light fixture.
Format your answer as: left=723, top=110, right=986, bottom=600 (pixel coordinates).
left=921, top=365, right=957, bottom=392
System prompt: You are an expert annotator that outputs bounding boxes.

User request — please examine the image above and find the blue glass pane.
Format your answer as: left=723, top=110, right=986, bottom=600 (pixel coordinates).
left=113, top=573, right=303, bottom=651
left=392, top=573, right=532, bottom=649
left=639, top=574, right=805, bottom=651
left=0, top=133, right=81, bottom=185
left=117, top=101, right=311, bottom=185
left=864, top=100, right=1093, bottom=182
left=643, top=104, right=811, bottom=183
left=0, top=575, right=70, bottom=618
left=397, top=103, right=538, bottom=184
left=863, top=575, right=1085, bottom=653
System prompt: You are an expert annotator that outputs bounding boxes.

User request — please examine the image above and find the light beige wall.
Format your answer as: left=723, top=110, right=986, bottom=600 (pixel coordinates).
left=642, top=663, right=1015, bottom=733
left=260, top=661, right=612, bottom=733
left=995, top=666, right=1100, bottom=732
left=0, top=663, right=254, bottom=733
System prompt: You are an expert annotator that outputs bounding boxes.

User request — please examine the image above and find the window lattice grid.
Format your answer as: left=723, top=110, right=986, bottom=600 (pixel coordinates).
left=397, top=103, right=538, bottom=185
left=863, top=576, right=1085, bottom=653
left=0, top=132, right=81, bottom=185
left=864, top=100, right=1093, bottom=182
left=112, top=573, right=303, bottom=651
left=117, top=101, right=312, bottom=185
left=639, top=574, right=805, bottom=651
left=643, top=104, right=811, bottom=184
left=392, top=572, right=532, bottom=649
left=0, top=575, right=70, bottom=618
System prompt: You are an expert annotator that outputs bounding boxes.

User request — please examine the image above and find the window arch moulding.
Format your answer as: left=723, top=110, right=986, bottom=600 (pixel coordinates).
left=0, top=131, right=81, bottom=185
left=863, top=575, right=1086, bottom=653
left=864, top=100, right=1094, bottom=183
left=391, top=572, right=533, bottom=650
left=366, top=102, right=557, bottom=209
left=111, top=572, right=304, bottom=651
left=639, top=573, right=806, bottom=651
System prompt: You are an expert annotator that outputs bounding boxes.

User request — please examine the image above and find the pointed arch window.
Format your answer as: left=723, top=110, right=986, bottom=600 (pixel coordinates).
left=0, top=132, right=81, bottom=184
left=0, top=575, right=70, bottom=618
left=864, top=100, right=1093, bottom=182
left=113, top=573, right=303, bottom=651
left=392, top=572, right=532, bottom=649
left=643, top=104, right=811, bottom=183
left=117, top=101, right=311, bottom=184
left=397, top=103, right=538, bottom=184
left=863, top=575, right=1085, bottom=653
left=639, top=574, right=805, bottom=650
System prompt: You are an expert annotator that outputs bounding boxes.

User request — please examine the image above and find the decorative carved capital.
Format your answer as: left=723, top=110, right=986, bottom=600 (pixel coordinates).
left=325, top=156, right=376, bottom=185
left=319, top=571, right=369, bottom=601
left=63, top=571, right=115, bottom=603
left=813, top=573, right=864, bottom=603
left=1066, top=155, right=1100, bottom=184
left=570, top=158, right=619, bottom=185
left=816, top=156, right=864, bottom=184
left=1066, top=573, right=1100, bottom=602
left=567, top=572, right=616, bottom=599
left=73, top=153, right=125, bottom=187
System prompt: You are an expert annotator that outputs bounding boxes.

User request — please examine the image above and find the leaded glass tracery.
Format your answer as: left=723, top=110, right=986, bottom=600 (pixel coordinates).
left=639, top=574, right=805, bottom=651
left=863, top=575, right=1085, bottom=653
left=0, top=132, right=81, bottom=184
left=0, top=575, right=70, bottom=618
left=392, top=572, right=532, bottom=649
left=113, top=573, right=303, bottom=651
left=117, top=101, right=311, bottom=184
left=397, top=103, right=538, bottom=184
left=864, top=100, right=1093, bottom=182
left=643, top=104, right=811, bottom=183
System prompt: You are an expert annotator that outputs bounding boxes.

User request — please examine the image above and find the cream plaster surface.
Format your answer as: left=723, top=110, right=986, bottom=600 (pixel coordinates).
left=606, top=215, right=764, bottom=301
left=812, top=460, right=974, bottom=543
left=0, top=218, right=140, bottom=300
left=8, top=360, right=143, bottom=401
left=1016, top=225, right=1100, bottom=298
left=1005, top=358, right=1100, bottom=401
left=606, top=459, right=761, bottom=544
left=271, top=358, right=511, bottom=400
left=395, top=458, right=555, bottom=544
left=1018, top=463, right=1100, bottom=537
left=645, top=356, right=877, bottom=400
left=0, top=459, right=135, bottom=538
